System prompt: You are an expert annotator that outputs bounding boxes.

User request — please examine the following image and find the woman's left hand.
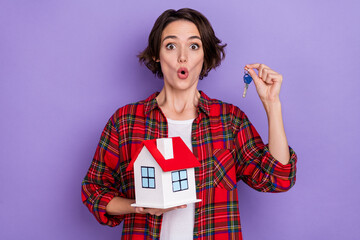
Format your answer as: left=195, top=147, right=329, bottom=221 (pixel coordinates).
left=245, top=63, right=283, bottom=104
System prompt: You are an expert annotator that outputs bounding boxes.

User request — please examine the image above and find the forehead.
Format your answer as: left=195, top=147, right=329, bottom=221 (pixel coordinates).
left=161, top=20, right=201, bottom=40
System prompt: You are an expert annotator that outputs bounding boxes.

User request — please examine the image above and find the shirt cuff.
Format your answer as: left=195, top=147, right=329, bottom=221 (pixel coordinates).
left=261, top=145, right=297, bottom=180
left=93, top=191, right=126, bottom=227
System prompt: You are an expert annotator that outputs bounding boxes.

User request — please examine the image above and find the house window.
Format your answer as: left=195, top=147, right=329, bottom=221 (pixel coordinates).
left=141, top=166, right=155, bottom=189
left=171, top=170, right=188, bottom=192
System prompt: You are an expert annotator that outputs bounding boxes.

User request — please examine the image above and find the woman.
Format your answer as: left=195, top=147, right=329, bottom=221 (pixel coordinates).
left=82, top=8, right=297, bottom=240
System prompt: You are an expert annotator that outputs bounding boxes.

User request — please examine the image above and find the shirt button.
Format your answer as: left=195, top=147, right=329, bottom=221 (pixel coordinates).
left=192, top=136, right=197, bottom=140
left=196, top=208, right=200, bottom=214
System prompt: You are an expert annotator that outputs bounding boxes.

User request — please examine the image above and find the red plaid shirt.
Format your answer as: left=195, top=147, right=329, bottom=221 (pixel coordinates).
left=82, top=91, right=297, bottom=240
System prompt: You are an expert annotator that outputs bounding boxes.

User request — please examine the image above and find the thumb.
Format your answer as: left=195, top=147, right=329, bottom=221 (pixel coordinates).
left=246, top=68, right=263, bottom=88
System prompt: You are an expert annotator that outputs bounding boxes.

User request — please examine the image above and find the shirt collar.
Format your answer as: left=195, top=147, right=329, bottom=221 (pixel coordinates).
left=143, top=91, right=211, bottom=117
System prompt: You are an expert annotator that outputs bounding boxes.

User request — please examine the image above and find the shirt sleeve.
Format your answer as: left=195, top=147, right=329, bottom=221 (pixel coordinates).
left=81, top=114, right=126, bottom=226
left=233, top=112, right=297, bottom=192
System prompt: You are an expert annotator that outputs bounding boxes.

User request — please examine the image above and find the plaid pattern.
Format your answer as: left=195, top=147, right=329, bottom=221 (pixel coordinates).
left=82, top=91, right=297, bottom=240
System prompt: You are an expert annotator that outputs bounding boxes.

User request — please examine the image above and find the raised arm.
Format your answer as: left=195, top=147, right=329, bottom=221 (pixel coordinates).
left=245, top=63, right=290, bottom=165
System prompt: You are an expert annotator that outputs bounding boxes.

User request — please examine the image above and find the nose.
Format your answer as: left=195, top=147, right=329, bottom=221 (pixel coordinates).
left=178, top=47, right=187, bottom=63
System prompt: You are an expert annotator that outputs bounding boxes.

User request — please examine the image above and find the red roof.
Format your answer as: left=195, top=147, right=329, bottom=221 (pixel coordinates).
left=126, top=137, right=200, bottom=172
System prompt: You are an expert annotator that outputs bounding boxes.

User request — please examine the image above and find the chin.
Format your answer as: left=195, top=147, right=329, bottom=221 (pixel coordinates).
left=175, top=79, right=198, bottom=90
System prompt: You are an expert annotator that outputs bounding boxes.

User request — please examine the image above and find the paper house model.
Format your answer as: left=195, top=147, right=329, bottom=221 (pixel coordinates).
left=126, top=137, right=201, bottom=209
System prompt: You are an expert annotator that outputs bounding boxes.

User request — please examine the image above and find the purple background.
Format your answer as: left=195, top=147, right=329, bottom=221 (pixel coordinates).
left=1, top=1, right=359, bottom=239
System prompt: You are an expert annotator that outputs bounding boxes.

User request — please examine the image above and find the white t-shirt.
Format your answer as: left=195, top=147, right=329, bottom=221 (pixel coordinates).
left=159, top=118, right=195, bottom=240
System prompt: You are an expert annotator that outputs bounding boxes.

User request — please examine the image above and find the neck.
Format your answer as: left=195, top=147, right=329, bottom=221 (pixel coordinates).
left=156, top=86, right=200, bottom=120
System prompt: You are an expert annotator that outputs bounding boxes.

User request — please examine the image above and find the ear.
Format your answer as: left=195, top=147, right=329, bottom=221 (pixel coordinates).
left=152, top=56, right=160, bottom=62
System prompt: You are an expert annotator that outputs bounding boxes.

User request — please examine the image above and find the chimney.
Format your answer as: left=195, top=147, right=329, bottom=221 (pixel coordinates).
left=156, top=138, right=174, bottom=160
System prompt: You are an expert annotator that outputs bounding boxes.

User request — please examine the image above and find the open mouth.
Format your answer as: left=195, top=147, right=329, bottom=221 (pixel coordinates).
left=177, top=68, right=189, bottom=79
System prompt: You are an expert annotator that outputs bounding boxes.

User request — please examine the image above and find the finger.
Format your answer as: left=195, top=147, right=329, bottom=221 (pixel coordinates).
left=246, top=68, right=264, bottom=89
left=268, top=73, right=282, bottom=84
left=274, top=73, right=283, bottom=82
left=248, top=69, right=266, bottom=92
left=264, top=73, right=275, bottom=84
left=267, top=74, right=283, bottom=87
left=263, top=71, right=277, bottom=84
left=261, top=68, right=268, bottom=81
left=168, top=205, right=185, bottom=212
left=245, top=63, right=261, bottom=70
left=245, top=64, right=267, bottom=79
left=260, top=65, right=275, bottom=79
left=147, top=209, right=156, bottom=215
left=176, top=205, right=187, bottom=209
left=263, top=68, right=281, bottom=82
left=161, top=205, right=186, bottom=214
left=259, top=67, right=272, bottom=81
left=141, top=207, right=155, bottom=215
left=135, top=207, right=144, bottom=213
left=245, top=63, right=270, bottom=72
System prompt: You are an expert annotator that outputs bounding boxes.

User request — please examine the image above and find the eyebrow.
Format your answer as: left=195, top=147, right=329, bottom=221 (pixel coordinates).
left=162, top=35, right=201, bottom=43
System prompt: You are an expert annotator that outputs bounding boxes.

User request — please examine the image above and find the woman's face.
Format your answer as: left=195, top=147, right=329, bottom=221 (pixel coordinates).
left=157, top=20, right=204, bottom=91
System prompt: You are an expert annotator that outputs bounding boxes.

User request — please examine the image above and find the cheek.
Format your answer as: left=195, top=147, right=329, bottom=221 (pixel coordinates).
left=194, top=55, right=204, bottom=69
left=159, top=53, right=176, bottom=70
left=158, top=59, right=169, bottom=72
left=195, top=51, right=204, bottom=64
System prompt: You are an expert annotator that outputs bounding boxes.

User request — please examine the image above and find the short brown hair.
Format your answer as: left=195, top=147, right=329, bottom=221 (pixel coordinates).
left=138, top=8, right=227, bottom=79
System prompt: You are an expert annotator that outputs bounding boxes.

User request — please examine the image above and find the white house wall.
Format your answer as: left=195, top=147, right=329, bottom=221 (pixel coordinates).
left=162, top=168, right=198, bottom=208
left=133, top=148, right=164, bottom=207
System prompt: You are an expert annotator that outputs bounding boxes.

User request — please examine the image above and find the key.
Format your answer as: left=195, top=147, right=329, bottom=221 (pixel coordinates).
left=242, top=70, right=253, bottom=98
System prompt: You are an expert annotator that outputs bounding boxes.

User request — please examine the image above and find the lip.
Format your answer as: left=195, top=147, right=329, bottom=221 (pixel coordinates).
left=177, top=67, right=189, bottom=79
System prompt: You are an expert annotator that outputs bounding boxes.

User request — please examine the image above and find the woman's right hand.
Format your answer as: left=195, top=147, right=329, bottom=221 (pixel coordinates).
left=134, top=205, right=187, bottom=216
left=106, top=196, right=187, bottom=216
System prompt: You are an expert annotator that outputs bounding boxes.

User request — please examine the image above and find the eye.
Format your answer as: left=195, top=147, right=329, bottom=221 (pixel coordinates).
left=166, top=43, right=176, bottom=50
left=190, top=43, right=199, bottom=50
